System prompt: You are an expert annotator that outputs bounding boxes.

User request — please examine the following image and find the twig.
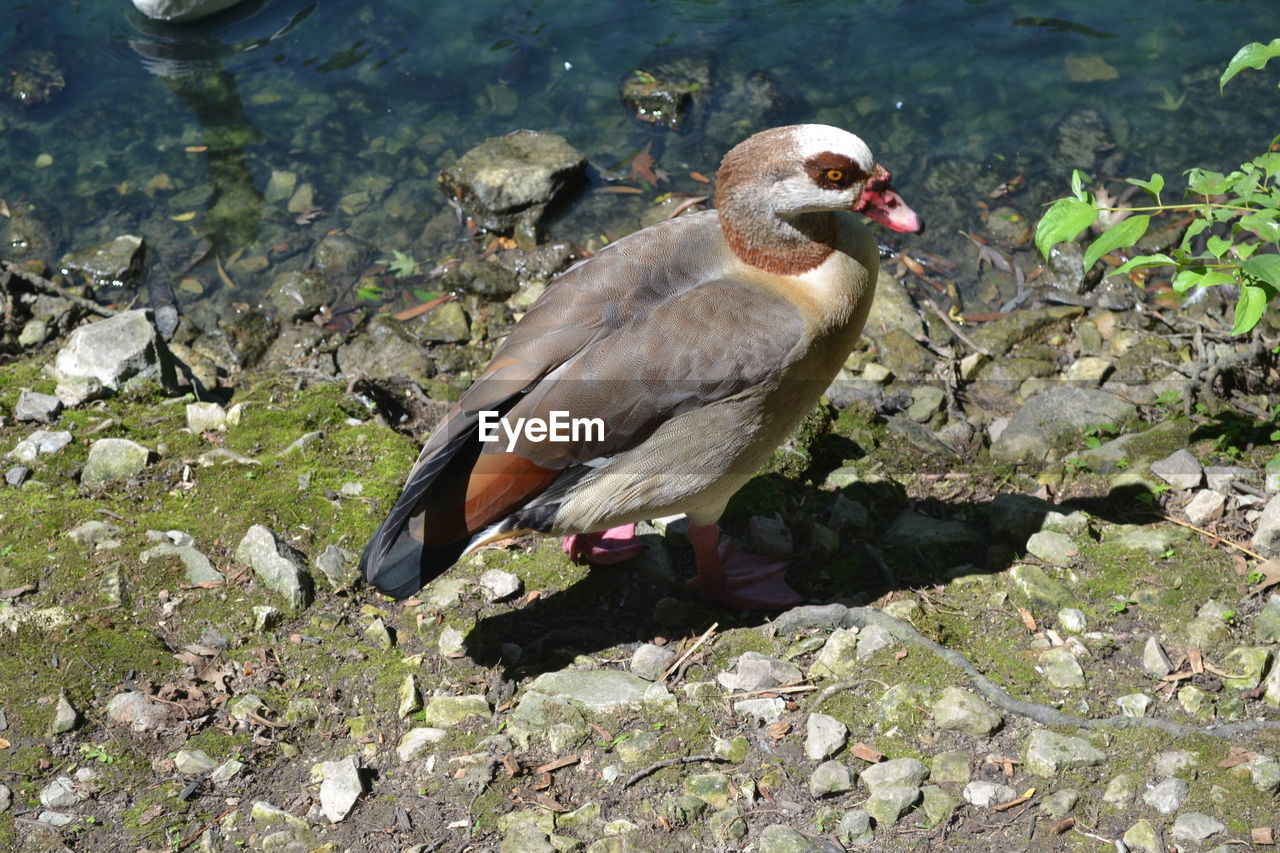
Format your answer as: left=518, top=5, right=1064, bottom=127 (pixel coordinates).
left=726, top=684, right=818, bottom=699
left=622, top=754, right=724, bottom=788
left=0, top=260, right=115, bottom=317
left=175, top=805, right=238, bottom=852
left=661, top=622, right=718, bottom=682
left=1159, top=513, right=1265, bottom=561
left=922, top=298, right=992, bottom=356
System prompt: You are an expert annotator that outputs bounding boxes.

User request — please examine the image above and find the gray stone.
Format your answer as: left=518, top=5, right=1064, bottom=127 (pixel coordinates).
left=174, top=748, right=218, bottom=775
left=82, top=438, right=151, bottom=487
left=963, top=780, right=1017, bottom=807
left=1040, top=789, right=1078, bottom=816
left=1221, top=646, right=1271, bottom=690
left=266, top=270, right=332, bottom=321
left=53, top=309, right=177, bottom=401
left=1184, top=489, right=1226, bottom=525
left=929, top=751, right=970, bottom=785
left=1058, top=608, right=1088, bottom=633
left=479, top=569, right=522, bottom=601
left=837, top=808, right=874, bottom=845
left=1103, top=773, right=1141, bottom=806
left=860, top=758, right=929, bottom=792
left=506, top=692, right=588, bottom=751
left=235, top=525, right=313, bottom=610
left=140, top=533, right=224, bottom=585
left=500, top=820, right=555, bottom=853
left=398, top=727, right=447, bottom=762
left=4, top=466, right=29, bottom=486
left=313, top=756, right=363, bottom=823
left=1252, top=494, right=1280, bottom=558
left=630, top=643, right=675, bottom=681
left=733, top=697, right=785, bottom=723
left=863, top=785, right=919, bottom=827
left=0, top=784, right=10, bottom=813
left=314, top=544, right=357, bottom=590
left=106, top=691, right=168, bottom=732
left=1255, top=595, right=1280, bottom=643
left=1038, top=645, right=1086, bottom=689
left=876, top=683, right=933, bottom=728
left=60, top=234, right=144, bottom=287
left=683, top=773, right=732, bottom=809
left=932, top=686, right=1002, bottom=736
left=855, top=624, right=895, bottom=659
left=882, top=509, right=984, bottom=571
left=416, top=299, right=471, bottom=343
left=991, top=387, right=1135, bottom=464
left=336, top=315, right=433, bottom=388
left=1171, top=813, right=1224, bottom=844
left=186, top=402, right=227, bottom=433
left=918, top=784, right=959, bottom=828
left=15, top=390, right=62, bottom=424
left=1008, top=564, right=1072, bottom=609
left=1116, top=693, right=1151, bottom=717
left=1025, top=531, right=1077, bottom=566
left=989, top=493, right=1056, bottom=542
left=707, top=806, right=748, bottom=842
left=8, top=428, right=73, bottom=462
left=39, top=777, right=81, bottom=809
left=398, top=674, right=422, bottom=718
left=1142, top=636, right=1174, bottom=678
left=1024, top=730, right=1105, bottom=776
left=1237, top=755, right=1280, bottom=793
left=1151, top=449, right=1203, bottom=490
left=1142, top=777, right=1188, bottom=813
left=756, top=824, right=820, bottom=853
left=51, top=692, right=78, bottom=734
left=809, top=760, right=854, bottom=798
left=810, top=627, right=860, bottom=679
left=908, top=385, right=946, bottom=422
left=748, top=514, right=793, bottom=557
left=423, top=577, right=468, bottom=609
left=1123, top=819, right=1162, bottom=853
left=805, top=713, right=848, bottom=760
left=1153, top=750, right=1197, bottom=777
left=719, top=651, right=803, bottom=691
left=527, top=670, right=649, bottom=710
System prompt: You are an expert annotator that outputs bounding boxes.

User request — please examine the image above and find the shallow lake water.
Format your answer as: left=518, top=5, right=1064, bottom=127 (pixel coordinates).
left=2, top=0, right=1278, bottom=316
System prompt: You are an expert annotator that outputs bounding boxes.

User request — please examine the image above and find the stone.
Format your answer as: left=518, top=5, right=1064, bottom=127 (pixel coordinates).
left=932, top=686, right=1002, bottom=736
left=51, top=692, right=78, bottom=734
left=526, top=670, right=649, bottom=710
left=618, top=59, right=709, bottom=130
left=876, top=683, right=933, bottom=728
left=882, top=509, right=984, bottom=572
left=629, top=643, right=674, bottom=681
left=863, top=785, right=919, bottom=827
left=838, top=809, right=874, bottom=845
left=235, top=525, right=313, bottom=610
left=0, top=784, right=10, bottom=813
left=416, top=299, right=471, bottom=343
left=422, top=695, right=489, bottom=726
left=336, top=315, right=433, bottom=388
left=707, top=806, right=748, bottom=842
left=855, top=624, right=895, bottom=659
left=1058, top=608, right=1088, bottom=633
left=809, top=760, right=854, bottom=797
left=60, top=234, right=144, bottom=288
left=1171, top=813, right=1225, bottom=844
left=186, top=402, right=227, bottom=433
left=1184, top=489, right=1226, bottom=525
left=106, top=691, right=168, bottom=732
left=1251, top=494, right=1280, bottom=558
left=989, top=493, right=1056, bottom=542
left=1025, top=531, right=1077, bottom=566
left=140, top=533, right=224, bottom=585
left=14, top=390, right=62, bottom=424
left=719, top=651, right=803, bottom=691
left=250, top=800, right=310, bottom=831
left=39, top=777, right=81, bottom=809
left=1142, top=636, right=1174, bottom=678
left=424, top=577, right=468, bottom=609
left=81, top=437, right=152, bottom=486
left=930, top=751, right=970, bottom=785
left=443, top=259, right=520, bottom=302
left=1237, top=756, right=1280, bottom=793
left=1024, top=730, right=1106, bottom=776
left=805, top=713, right=848, bottom=760
left=1151, top=449, right=1203, bottom=490
left=1103, top=773, right=1140, bottom=806
left=733, top=697, right=785, bottom=723
left=314, top=756, right=363, bottom=822
left=266, top=270, right=332, bottom=321
left=918, top=784, right=959, bottom=828
left=8, top=428, right=73, bottom=463
left=53, top=309, right=177, bottom=402
left=860, top=758, right=929, bottom=792
left=174, top=749, right=218, bottom=775
left=500, top=821, right=555, bottom=853
left=1038, top=645, right=1086, bottom=689
left=479, top=569, right=521, bottom=602
left=908, top=385, right=946, bottom=422
left=1255, top=595, right=1280, bottom=644
left=398, top=674, right=422, bottom=718
left=755, top=824, right=820, bottom=853
left=1116, top=693, right=1151, bottom=717
left=748, top=514, right=793, bottom=557
left=4, top=466, right=29, bottom=486
left=1040, top=789, right=1078, bottom=816
left=682, top=773, right=731, bottom=809
left=963, top=780, right=1017, bottom=807
left=1153, top=750, right=1197, bottom=777
left=1221, top=646, right=1271, bottom=690
left=1142, top=777, right=1188, bottom=813
left=810, top=627, right=860, bottom=679
left=314, top=544, right=357, bottom=590
left=991, top=387, right=1135, bottom=464
left=1123, top=819, right=1162, bottom=853
left=1008, top=564, right=1072, bottom=609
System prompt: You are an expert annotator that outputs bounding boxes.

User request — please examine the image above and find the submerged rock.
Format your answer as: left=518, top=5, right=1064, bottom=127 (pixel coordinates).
left=619, top=57, right=710, bottom=130
left=59, top=235, right=145, bottom=289
left=4, top=50, right=66, bottom=107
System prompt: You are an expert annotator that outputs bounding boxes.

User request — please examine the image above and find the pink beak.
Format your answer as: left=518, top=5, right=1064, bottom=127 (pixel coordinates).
left=855, top=164, right=923, bottom=234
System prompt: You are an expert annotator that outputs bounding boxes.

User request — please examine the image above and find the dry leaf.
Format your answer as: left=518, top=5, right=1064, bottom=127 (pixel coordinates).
left=630, top=140, right=658, bottom=187
left=1052, top=817, right=1075, bottom=835
left=535, top=754, right=579, bottom=774
left=1017, top=606, right=1037, bottom=632
left=502, top=754, right=521, bottom=777
left=1218, top=745, right=1259, bottom=769
left=689, top=171, right=711, bottom=183
left=185, top=145, right=209, bottom=153
left=850, top=742, right=883, bottom=763
left=171, top=211, right=197, bottom=222
left=766, top=720, right=791, bottom=739
left=602, top=185, right=645, bottom=194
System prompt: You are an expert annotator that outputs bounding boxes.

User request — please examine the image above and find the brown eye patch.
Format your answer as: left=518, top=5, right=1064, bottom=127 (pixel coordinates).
left=805, top=153, right=865, bottom=190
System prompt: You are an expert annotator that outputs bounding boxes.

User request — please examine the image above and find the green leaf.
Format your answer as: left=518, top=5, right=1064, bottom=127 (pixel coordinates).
left=1126, top=173, right=1165, bottom=200
left=1070, top=169, right=1091, bottom=201
left=1084, top=215, right=1150, bottom=270
left=1206, top=234, right=1233, bottom=259
left=1113, top=253, right=1176, bottom=275
left=1180, top=218, right=1210, bottom=251
left=1221, top=38, right=1280, bottom=91
left=1243, top=254, right=1280, bottom=289
left=412, top=289, right=441, bottom=302
left=1172, top=268, right=1236, bottom=293
left=1187, top=168, right=1231, bottom=196
left=1252, top=151, right=1280, bottom=179
left=1036, top=197, right=1097, bottom=260
left=1231, top=283, right=1269, bottom=335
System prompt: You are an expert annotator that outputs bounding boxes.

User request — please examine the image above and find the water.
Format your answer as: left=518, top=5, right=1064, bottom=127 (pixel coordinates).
left=2, top=0, right=1277, bottom=317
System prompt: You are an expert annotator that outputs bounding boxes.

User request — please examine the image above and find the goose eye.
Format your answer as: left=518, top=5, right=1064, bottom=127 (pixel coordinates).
left=825, top=168, right=845, bottom=183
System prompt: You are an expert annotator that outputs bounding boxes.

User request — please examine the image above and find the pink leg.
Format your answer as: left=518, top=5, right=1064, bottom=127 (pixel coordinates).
left=685, top=522, right=803, bottom=610
left=562, top=524, right=645, bottom=565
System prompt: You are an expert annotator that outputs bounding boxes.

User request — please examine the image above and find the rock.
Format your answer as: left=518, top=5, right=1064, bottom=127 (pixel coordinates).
left=838, top=809, right=874, bottom=845
left=860, top=758, right=929, bottom=792
left=266, top=270, right=332, bottom=321
left=770, top=603, right=850, bottom=634
left=855, top=624, right=895, bottom=659
left=1256, top=595, right=1280, bottom=644
left=8, top=428, right=73, bottom=463
left=1052, top=109, right=1112, bottom=172
left=863, top=785, right=920, bottom=827
left=174, top=749, right=218, bottom=775
left=397, top=727, right=447, bottom=762
left=235, top=525, right=313, bottom=610
left=963, top=780, right=1017, bottom=807
left=1252, top=494, right=1280, bottom=558
left=422, top=694, right=490, bottom=727
left=4, top=49, right=66, bottom=107
left=1123, top=819, right=1163, bottom=853
left=719, top=651, right=803, bottom=691
left=1142, top=777, right=1188, bottom=814
left=39, top=777, right=81, bottom=809
left=932, top=686, right=1001, bottom=736
left=1221, top=646, right=1271, bottom=690
left=479, top=569, right=521, bottom=601
left=1237, top=756, right=1280, bottom=793
left=1171, top=813, right=1225, bottom=844
left=748, top=514, right=793, bottom=557
left=707, top=806, right=748, bottom=842
left=630, top=643, right=675, bottom=681
left=525, top=670, right=649, bottom=710
left=106, top=691, right=168, bottom=732
left=132, top=0, right=244, bottom=23
left=443, top=259, right=520, bottom=302
left=618, top=58, right=709, bottom=130
left=929, top=751, right=970, bottom=786
left=1038, top=646, right=1086, bottom=689
left=805, top=713, right=848, bottom=760
left=1153, top=750, right=1198, bottom=777
left=140, top=531, right=224, bottom=585
left=809, top=760, right=854, bottom=797
left=438, top=130, right=587, bottom=244
left=1116, top=693, right=1151, bottom=717
left=1142, top=636, right=1174, bottom=678
left=81, top=438, right=152, bottom=486
left=1058, top=608, right=1088, bottom=633
left=1008, top=564, right=1072, bottom=609
left=882, top=509, right=984, bottom=574
left=51, top=692, right=79, bottom=734
left=755, top=824, right=821, bottom=853
left=415, top=299, right=471, bottom=343
left=1184, top=489, right=1226, bottom=525
left=59, top=234, right=145, bottom=288
left=336, top=315, right=433, bottom=388
left=908, top=385, right=946, bottom=422
left=0, top=784, right=10, bottom=813
left=500, top=821, right=555, bottom=853
left=810, top=627, right=860, bottom=679
left=398, top=674, right=422, bottom=718
left=314, top=756, right=363, bottom=822
left=1025, top=531, right=1077, bottom=566
left=1024, top=730, right=1106, bottom=776
left=314, top=544, right=357, bottom=590
left=682, top=773, right=731, bottom=809
left=14, top=390, right=62, bottom=424
left=186, top=401, right=227, bottom=432
left=1150, top=449, right=1203, bottom=490
left=53, top=309, right=178, bottom=402
left=1103, top=772, right=1140, bottom=807
left=733, top=697, right=784, bottom=723
left=5, top=466, right=30, bottom=486
left=991, top=387, right=1135, bottom=464
left=876, top=683, right=932, bottom=728
left=1041, top=789, right=1079, bottom=816
left=918, top=784, right=959, bottom=828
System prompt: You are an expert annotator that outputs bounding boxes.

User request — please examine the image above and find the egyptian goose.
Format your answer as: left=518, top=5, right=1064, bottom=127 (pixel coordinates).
left=361, top=124, right=921, bottom=609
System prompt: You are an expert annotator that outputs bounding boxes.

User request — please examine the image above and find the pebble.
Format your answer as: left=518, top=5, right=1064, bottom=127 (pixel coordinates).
left=1141, top=636, right=1174, bottom=678
left=854, top=623, right=895, bottom=659
left=1123, top=819, right=1162, bottom=853
left=963, top=780, right=1017, bottom=807
left=1171, top=813, right=1225, bottom=844
left=1153, top=750, right=1197, bottom=777
left=1142, top=777, right=1188, bottom=813
left=1115, top=693, right=1151, bottom=717
left=1040, top=788, right=1078, bottom=816
left=1038, top=645, right=1086, bottom=689
left=719, top=651, right=803, bottom=691
left=1057, top=608, right=1087, bottom=633
left=52, top=692, right=78, bottom=734
left=39, top=777, right=81, bottom=809
left=733, top=697, right=785, bottom=723
left=8, top=428, right=73, bottom=462
left=1184, top=489, right=1226, bottom=525
left=235, top=525, right=313, bottom=611
left=106, top=691, right=168, bottom=733
left=808, top=760, right=854, bottom=797
left=397, top=728, right=447, bottom=762
left=863, top=785, right=920, bottom=827
left=1103, top=773, right=1140, bottom=806
left=810, top=627, right=860, bottom=678
left=1026, top=530, right=1077, bottom=566
left=805, top=713, right=848, bottom=760
left=837, top=809, right=874, bottom=845
left=1024, top=730, right=1106, bottom=776
left=315, top=756, right=364, bottom=822
left=931, top=686, right=1002, bottom=736
left=422, top=694, right=489, bottom=726
left=1151, top=448, right=1204, bottom=490
left=1249, top=494, right=1280, bottom=558
left=756, top=824, right=821, bottom=853
left=860, top=757, right=929, bottom=792
left=14, top=390, right=62, bottom=424
left=630, top=643, right=675, bottom=681
left=4, top=465, right=30, bottom=486
left=186, top=401, right=227, bottom=432
left=479, top=569, right=521, bottom=601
